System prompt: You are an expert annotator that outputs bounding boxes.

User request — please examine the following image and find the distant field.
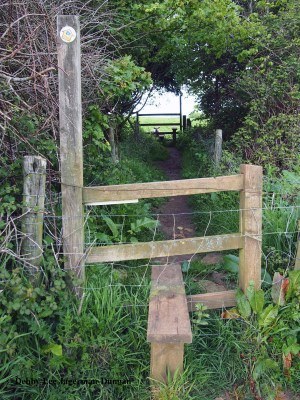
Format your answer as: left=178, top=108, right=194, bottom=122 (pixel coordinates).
left=138, top=116, right=181, bottom=133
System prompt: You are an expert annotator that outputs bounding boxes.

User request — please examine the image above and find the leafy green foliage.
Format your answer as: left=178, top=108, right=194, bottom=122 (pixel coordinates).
left=233, top=272, right=300, bottom=397
left=101, top=56, right=152, bottom=115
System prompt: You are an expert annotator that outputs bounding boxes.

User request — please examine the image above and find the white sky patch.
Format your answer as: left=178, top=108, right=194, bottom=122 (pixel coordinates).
left=135, top=87, right=198, bottom=117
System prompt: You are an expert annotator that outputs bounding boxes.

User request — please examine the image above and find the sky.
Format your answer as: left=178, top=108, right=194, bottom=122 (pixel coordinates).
left=135, top=88, right=198, bottom=116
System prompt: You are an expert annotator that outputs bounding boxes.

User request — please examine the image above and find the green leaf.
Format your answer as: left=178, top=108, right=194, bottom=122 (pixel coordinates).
left=261, top=268, right=272, bottom=285
left=181, top=261, right=190, bottom=273
left=102, top=216, right=119, bottom=238
left=258, top=304, right=278, bottom=328
left=42, top=343, right=62, bottom=357
left=253, top=357, right=279, bottom=381
left=246, top=283, right=265, bottom=314
left=129, top=217, right=158, bottom=234
left=286, top=270, right=300, bottom=300
left=236, top=289, right=251, bottom=319
left=223, top=254, right=239, bottom=273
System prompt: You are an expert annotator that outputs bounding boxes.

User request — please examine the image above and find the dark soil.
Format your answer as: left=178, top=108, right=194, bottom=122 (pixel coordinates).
left=154, top=146, right=226, bottom=288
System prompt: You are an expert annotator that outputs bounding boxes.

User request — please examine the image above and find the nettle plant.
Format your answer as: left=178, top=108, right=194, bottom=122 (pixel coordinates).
left=227, top=271, right=300, bottom=398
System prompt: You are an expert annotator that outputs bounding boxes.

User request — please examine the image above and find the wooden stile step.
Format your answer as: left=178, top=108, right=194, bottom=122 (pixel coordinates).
left=187, top=290, right=236, bottom=312
left=147, top=264, right=192, bottom=344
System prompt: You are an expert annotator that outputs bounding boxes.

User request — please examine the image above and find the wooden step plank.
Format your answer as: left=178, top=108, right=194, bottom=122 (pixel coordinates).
left=86, top=233, right=242, bottom=264
left=187, top=290, right=236, bottom=312
left=147, top=265, right=192, bottom=344
left=83, top=174, right=244, bottom=204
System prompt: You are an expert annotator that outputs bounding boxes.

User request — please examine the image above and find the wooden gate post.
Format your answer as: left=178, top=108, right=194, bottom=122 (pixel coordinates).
left=182, top=115, right=187, bottom=130
left=214, top=129, right=222, bottom=167
left=22, top=156, right=46, bottom=282
left=57, top=15, right=84, bottom=295
left=239, top=164, right=263, bottom=291
left=135, top=112, right=140, bottom=138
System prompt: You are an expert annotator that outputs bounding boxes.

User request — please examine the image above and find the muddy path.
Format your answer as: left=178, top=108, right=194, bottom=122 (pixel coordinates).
left=153, top=147, right=199, bottom=264
left=153, top=146, right=229, bottom=290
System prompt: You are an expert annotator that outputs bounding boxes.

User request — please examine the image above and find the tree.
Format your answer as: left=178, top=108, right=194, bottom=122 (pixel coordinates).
left=99, top=55, right=152, bottom=162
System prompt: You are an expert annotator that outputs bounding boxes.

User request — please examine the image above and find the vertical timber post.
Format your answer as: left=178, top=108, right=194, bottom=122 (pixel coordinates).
left=172, top=127, right=177, bottom=146
left=179, top=93, right=183, bottom=132
left=135, top=112, right=140, bottom=138
left=57, top=15, right=84, bottom=296
left=22, top=156, right=46, bottom=283
left=150, top=343, right=184, bottom=383
left=182, top=115, right=187, bottom=130
left=239, top=164, right=263, bottom=291
left=214, top=129, right=222, bottom=167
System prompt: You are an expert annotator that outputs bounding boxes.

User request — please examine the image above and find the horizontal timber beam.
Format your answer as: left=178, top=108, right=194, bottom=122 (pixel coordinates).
left=187, top=290, right=236, bottom=312
left=86, top=233, right=242, bottom=264
left=139, top=123, right=180, bottom=126
left=138, top=113, right=180, bottom=116
left=147, top=265, right=192, bottom=343
left=83, top=174, right=244, bottom=204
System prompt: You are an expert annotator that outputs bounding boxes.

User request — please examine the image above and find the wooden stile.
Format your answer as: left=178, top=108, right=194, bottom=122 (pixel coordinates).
left=239, top=164, right=263, bottom=291
left=83, top=174, right=244, bottom=204
left=148, top=265, right=192, bottom=383
left=57, top=16, right=84, bottom=294
left=55, top=14, right=264, bottom=387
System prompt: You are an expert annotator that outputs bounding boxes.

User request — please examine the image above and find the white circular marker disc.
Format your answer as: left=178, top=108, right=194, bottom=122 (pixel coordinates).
left=60, top=26, right=76, bottom=43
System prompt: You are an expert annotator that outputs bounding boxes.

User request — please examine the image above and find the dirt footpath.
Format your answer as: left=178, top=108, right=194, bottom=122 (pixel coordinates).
left=154, top=147, right=198, bottom=264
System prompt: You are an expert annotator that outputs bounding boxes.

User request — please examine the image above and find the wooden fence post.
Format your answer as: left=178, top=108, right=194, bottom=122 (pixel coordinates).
left=214, top=129, right=222, bottom=167
left=172, top=127, right=177, bottom=145
left=135, top=112, right=140, bottom=138
left=22, top=156, right=46, bottom=282
left=182, top=115, right=187, bottom=130
left=295, top=220, right=300, bottom=270
left=239, top=164, right=263, bottom=291
left=108, top=124, right=119, bottom=164
left=179, top=93, right=183, bottom=131
left=57, top=15, right=84, bottom=296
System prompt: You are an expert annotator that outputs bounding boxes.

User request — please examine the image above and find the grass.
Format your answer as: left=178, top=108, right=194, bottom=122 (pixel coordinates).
left=138, top=116, right=181, bottom=133
left=1, top=128, right=299, bottom=399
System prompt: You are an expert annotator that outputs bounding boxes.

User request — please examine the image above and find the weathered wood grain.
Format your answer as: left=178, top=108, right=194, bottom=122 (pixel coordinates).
left=57, top=16, right=84, bottom=294
left=83, top=174, right=244, bottom=204
left=150, top=343, right=184, bottom=383
left=86, top=233, right=242, bottom=263
left=187, top=290, right=236, bottom=312
left=239, top=164, right=263, bottom=291
left=148, top=265, right=190, bottom=383
left=147, top=265, right=192, bottom=343
left=21, top=156, right=46, bottom=282
left=214, top=129, right=222, bottom=166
